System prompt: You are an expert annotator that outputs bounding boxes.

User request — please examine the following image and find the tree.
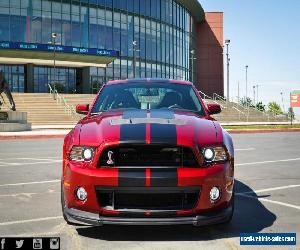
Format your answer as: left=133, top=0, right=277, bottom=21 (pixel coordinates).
left=256, top=101, right=266, bottom=112
left=239, top=97, right=255, bottom=108
left=268, top=102, right=283, bottom=115
left=288, top=107, right=295, bottom=120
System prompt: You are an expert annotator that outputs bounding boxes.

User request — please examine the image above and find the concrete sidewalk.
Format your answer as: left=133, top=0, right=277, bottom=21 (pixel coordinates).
left=0, top=129, right=70, bottom=140
left=1, top=126, right=300, bottom=140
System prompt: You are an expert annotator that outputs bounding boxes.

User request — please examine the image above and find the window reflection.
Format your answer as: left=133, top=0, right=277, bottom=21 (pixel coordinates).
left=2, top=0, right=195, bottom=92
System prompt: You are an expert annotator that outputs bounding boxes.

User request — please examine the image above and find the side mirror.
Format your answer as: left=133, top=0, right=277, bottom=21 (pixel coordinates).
left=76, top=104, right=89, bottom=115
left=207, top=103, right=221, bottom=115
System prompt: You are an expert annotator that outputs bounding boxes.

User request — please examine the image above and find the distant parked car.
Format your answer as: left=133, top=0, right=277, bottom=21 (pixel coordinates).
left=61, top=78, right=235, bottom=226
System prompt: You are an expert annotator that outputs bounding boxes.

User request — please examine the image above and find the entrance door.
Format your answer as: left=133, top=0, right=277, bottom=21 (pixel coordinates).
left=91, top=76, right=105, bottom=94
left=11, top=73, right=25, bottom=93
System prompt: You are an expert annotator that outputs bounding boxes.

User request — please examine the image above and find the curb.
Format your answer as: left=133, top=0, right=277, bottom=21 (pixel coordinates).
left=227, top=128, right=300, bottom=134
left=1, top=128, right=300, bottom=140
left=0, top=134, right=66, bottom=140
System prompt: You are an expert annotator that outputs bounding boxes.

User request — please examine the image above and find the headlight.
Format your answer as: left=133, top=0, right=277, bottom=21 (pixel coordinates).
left=69, top=146, right=94, bottom=161
left=203, top=146, right=227, bottom=162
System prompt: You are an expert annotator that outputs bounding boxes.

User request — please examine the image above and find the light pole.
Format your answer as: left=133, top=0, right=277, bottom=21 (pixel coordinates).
left=255, top=84, right=261, bottom=104
left=225, top=39, right=230, bottom=103
left=190, top=50, right=197, bottom=83
left=51, top=32, right=57, bottom=99
left=245, top=65, right=248, bottom=105
left=253, top=85, right=256, bottom=105
left=280, top=92, right=285, bottom=112
left=238, top=81, right=240, bottom=103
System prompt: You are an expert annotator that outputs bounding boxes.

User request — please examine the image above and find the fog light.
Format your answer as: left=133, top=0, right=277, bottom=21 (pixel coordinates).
left=76, top=187, right=87, bottom=201
left=204, top=148, right=215, bottom=161
left=210, top=187, right=220, bottom=202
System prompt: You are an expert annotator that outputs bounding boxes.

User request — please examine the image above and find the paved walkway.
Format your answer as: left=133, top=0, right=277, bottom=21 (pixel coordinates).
left=1, top=126, right=300, bottom=140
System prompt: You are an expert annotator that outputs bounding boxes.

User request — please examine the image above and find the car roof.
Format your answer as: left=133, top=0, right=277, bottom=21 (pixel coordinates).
left=105, top=78, right=194, bottom=86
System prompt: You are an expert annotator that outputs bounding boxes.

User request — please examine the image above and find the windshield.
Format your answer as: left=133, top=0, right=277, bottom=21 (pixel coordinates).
left=91, top=82, right=205, bottom=116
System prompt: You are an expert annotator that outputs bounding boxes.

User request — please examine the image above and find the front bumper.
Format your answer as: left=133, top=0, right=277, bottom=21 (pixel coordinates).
left=64, top=205, right=233, bottom=226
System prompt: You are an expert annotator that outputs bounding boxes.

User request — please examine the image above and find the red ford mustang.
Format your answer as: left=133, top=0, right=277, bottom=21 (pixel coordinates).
left=61, top=79, right=234, bottom=226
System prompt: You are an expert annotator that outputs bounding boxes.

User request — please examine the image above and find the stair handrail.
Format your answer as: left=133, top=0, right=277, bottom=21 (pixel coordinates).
left=229, top=96, right=277, bottom=120
left=48, top=84, right=79, bottom=118
left=213, top=93, right=226, bottom=102
left=198, top=90, right=212, bottom=100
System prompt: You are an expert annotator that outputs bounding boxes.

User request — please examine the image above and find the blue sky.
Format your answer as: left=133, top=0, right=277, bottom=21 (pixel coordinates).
left=200, top=0, right=300, bottom=114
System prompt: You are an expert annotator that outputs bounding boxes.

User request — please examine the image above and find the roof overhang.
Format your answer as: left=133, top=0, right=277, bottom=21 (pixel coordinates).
left=0, top=56, right=107, bottom=68
left=0, top=49, right=115, bottom=68
left=0, top=41, right=118, bottom=68
left=176, top=0, right=205, bottom=23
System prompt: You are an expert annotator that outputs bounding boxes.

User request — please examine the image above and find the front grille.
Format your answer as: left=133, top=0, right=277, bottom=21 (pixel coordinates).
left=98, top=145, right=199, bottom=168
left=96, top=187, right=200, bottom=211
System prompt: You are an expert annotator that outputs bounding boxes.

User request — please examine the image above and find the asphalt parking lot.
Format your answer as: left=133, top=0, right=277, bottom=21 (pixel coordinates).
left=0, top=132, right=299, bottom=250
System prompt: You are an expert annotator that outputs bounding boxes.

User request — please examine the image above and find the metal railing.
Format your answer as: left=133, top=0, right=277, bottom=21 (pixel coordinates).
left=200, top=90, right=287, bottom=122
left=213, top=93, right=226, bottom=102
left=198, top=90, right=212, bottom=100
left=48, top=84, right=79, bottom=118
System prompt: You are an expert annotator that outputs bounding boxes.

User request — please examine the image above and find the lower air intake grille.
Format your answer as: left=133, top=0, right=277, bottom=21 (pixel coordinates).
left=96, top=187, right=200, bottom=211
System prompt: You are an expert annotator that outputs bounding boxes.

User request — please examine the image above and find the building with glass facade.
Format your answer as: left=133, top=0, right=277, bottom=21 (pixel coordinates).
left=0, top=0, right=224, bottom=95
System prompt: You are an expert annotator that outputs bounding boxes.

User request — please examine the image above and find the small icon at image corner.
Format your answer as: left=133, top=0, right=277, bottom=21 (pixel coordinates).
left=16, top=239, right=24, bottom=248
left=50, top=238, right=60, bottom=250
left=1, top=238, right=5, bottom=250
left=33, top=238, right=42, bottom=249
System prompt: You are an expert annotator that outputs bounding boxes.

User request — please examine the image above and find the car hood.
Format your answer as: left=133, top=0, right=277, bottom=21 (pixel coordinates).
left=77, top=109, right=223, bottom=147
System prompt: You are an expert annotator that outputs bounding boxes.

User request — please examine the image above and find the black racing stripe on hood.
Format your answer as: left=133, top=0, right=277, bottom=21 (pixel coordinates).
left=120, top=110, right=147, bottom=142
left=118, top=169, right=146, bottom=187
left=150, top=168, right=178, bottom=187
left=150, top=110, right=177, bottom=144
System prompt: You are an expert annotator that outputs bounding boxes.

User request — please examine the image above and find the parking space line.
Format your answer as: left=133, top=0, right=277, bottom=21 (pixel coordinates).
left=238, top=193, right=300, bottom=210
left=3, top=231, right=62, bottom=237
left=235, top=148, right=255, bottom=151
left=236, top=157, right=300, bottom=166
left=0, top=157, right=60, bottom=161
left=0, top=160, right=61, bottom=167
left=0, top=180, right=60, bottom=187
left=0, top=216, right=62, bottom=226
left=0, top=190, right=59, bottom=198
left=239, top=184, right=300, bottom=195
left=14, top=157, right=60, bottom=161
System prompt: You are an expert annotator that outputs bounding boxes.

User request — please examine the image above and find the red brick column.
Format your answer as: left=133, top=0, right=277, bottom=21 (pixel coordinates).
left=196, top=12, right=224, bottom=97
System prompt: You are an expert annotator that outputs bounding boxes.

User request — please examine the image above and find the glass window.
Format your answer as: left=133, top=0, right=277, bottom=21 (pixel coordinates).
left=97, top=8, right=105, bottom=18
left=42, top=0, right=51, bottom=11
left=31, top=16, right=42, bottom=43
left=0, top=0, right=9, bottom=7
left=52, top=2, right=61, bottom=13
left=71, top=4, right=79, bottom=15
left=10, top=15, right=26, bottom=42
left=98, top=0, right=105, bottom=6
left=71, top=15, right=81, bottom=46
left=0, top=14, right=9, bottom=40
left=120, top=0, right=127, bottom=10
left=62, top=15, right=71, bottom=46
left=134, top=0, right=139, bottom=14
left=90, top=7, right=97, bottom=17
left=127, top=0, right=134, bottom=13
left=10, top=0, right=20, bottom=8
left=106, top=0, right=113, bottom=8
left=62, top=3, right=70, bottom=13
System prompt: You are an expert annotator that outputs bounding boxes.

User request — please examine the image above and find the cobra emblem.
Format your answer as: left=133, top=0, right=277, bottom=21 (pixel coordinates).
left=107, top=151, right=114, bottom=165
